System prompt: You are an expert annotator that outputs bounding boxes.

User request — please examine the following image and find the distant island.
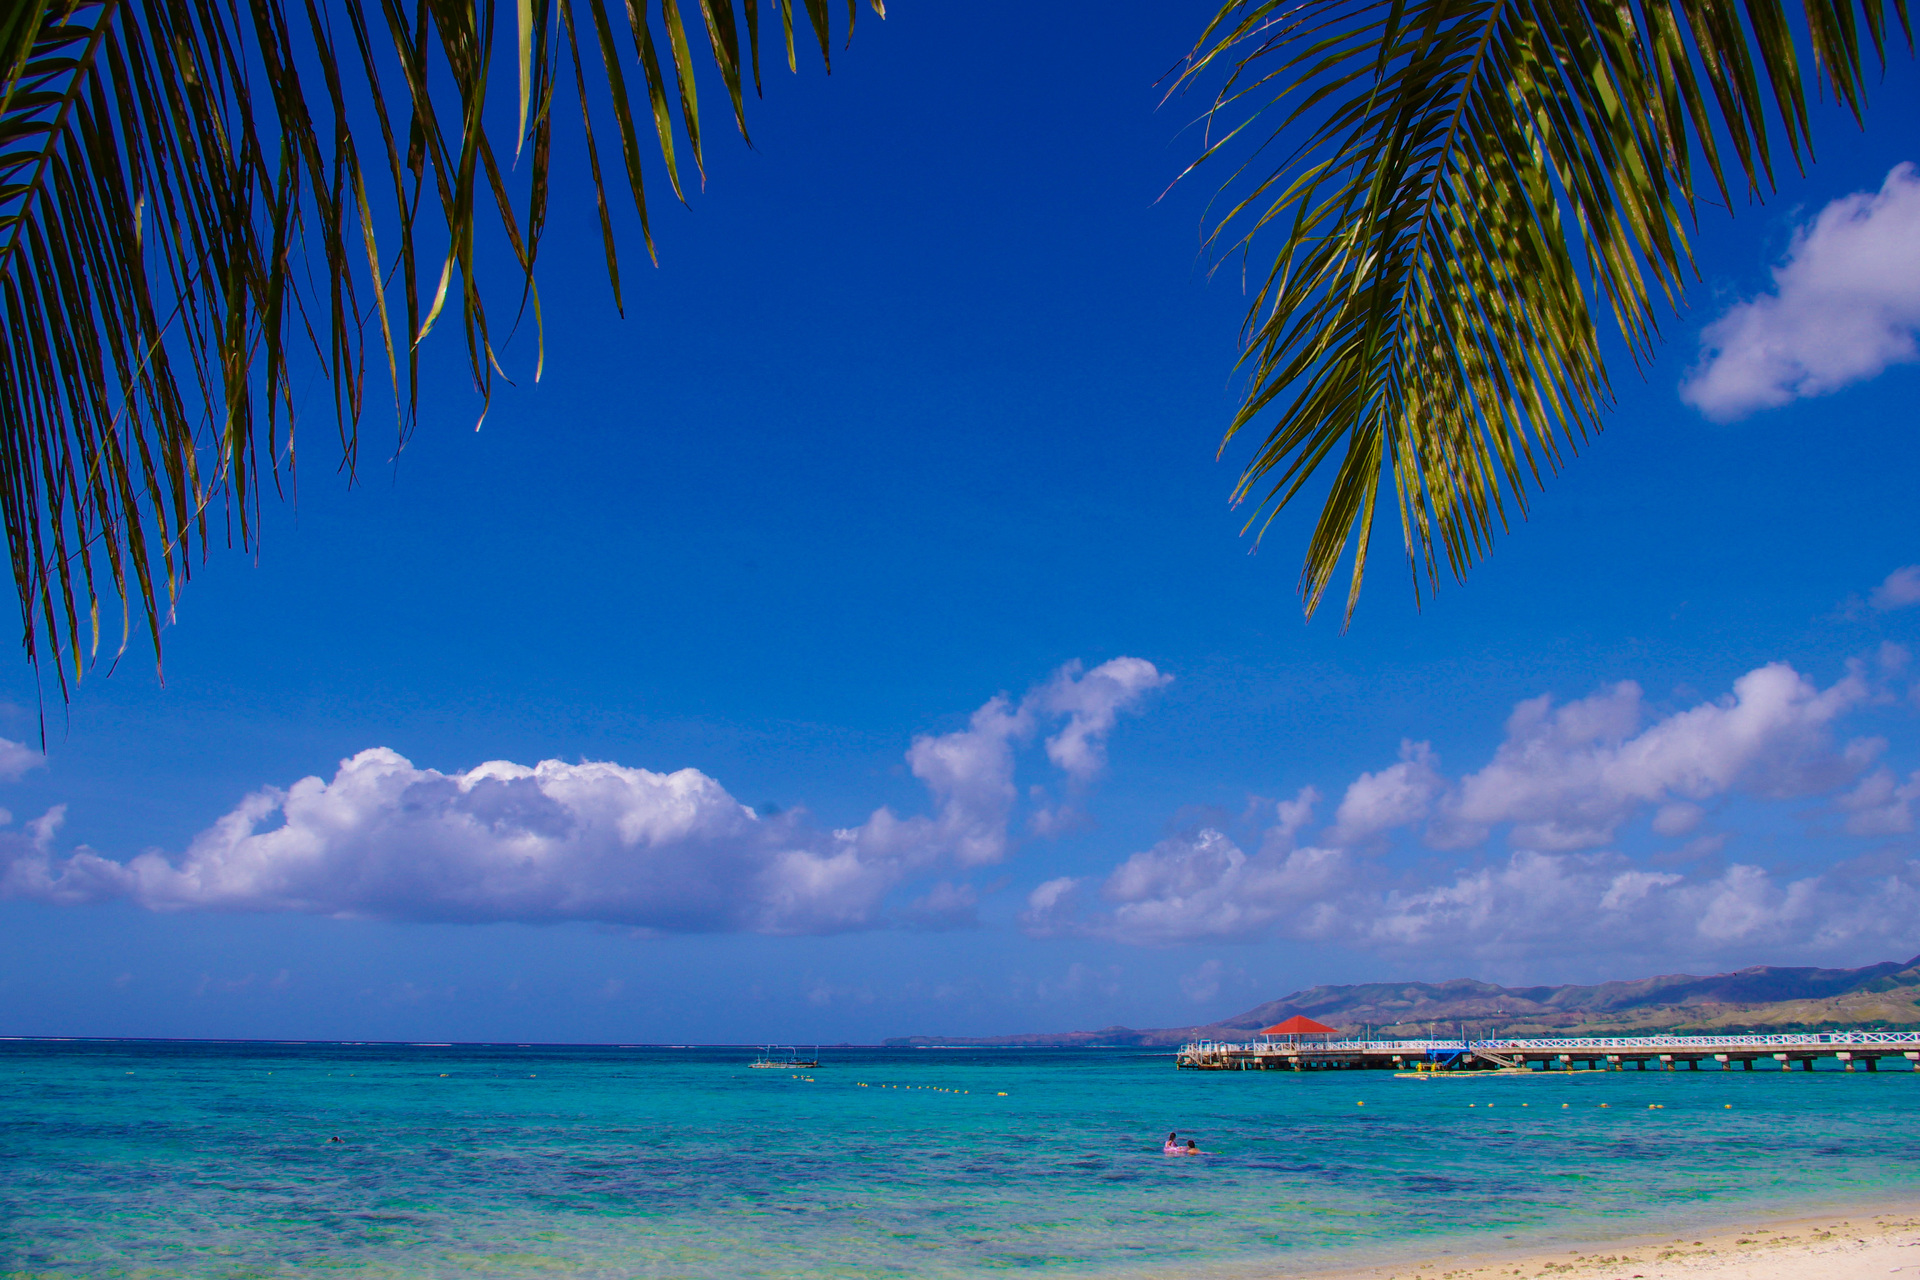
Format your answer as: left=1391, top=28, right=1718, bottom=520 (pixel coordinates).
left=885, top=953, right=1920, bottom=1047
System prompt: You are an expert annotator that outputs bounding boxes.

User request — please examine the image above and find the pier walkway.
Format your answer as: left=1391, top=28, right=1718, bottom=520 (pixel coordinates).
left=1175, top=1031, right=1920, bottom=1072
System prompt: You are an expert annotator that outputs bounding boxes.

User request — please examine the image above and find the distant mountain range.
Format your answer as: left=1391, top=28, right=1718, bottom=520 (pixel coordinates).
left=884, top=953, right=1920, bottom=1048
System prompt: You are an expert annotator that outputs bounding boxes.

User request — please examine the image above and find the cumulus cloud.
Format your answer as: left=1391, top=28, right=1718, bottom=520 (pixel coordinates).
left=1326, top=743, right=1444, bottom=846
left=1023, top=875, right=1079, bottom=919
left=1025, top=821, right=1920, bottom=962
left=0, top=658, right=1166, bottom=933
left=900, top=657, right=1167, bottom=862
left=0, top=737, right=43, bottom=782
left=1258, top=787, right=1320, bottom=854
left=1651, top=802, right=1705, bottom=836
left=1311, top=663, right=1871, bottom=854
left=1840, top=768, right=1920, bottom=836
left=1351, top=849, right=1920, bottom=957
left=1681, top=163, right=1920, bottom=420
left=7, top=647, right=1906, bottom=972
left=0, top=805, right=74, bottom=902
left=1872, top=566, right=1920, bottom=611
left=1041, top=828, right=1352, bottom=944
left=1035, top=658, right=1171, bottom=781
left=1349, top=854, right=1836, bottom=952
left=1435, top=663, right=1870, bottom=851
left=1025, top=659, right=1916, bottom=963
left=902, top=694, right=1031, bottom=868
left=6, top=750, right=913, bottom=933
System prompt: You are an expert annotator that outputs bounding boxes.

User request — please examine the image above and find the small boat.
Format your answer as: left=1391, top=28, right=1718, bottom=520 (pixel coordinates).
left=749, top=1045, right=821, bottom=1069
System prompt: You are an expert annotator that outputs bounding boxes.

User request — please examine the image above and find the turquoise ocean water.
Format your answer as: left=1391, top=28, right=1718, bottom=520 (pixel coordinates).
left=3, top=1040, right=1917, bottom=1279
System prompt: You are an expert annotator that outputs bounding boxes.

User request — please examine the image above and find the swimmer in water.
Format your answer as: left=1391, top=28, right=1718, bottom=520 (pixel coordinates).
left=1184, top=1139, right=1204, bottom=1155
left=1163, top=1132, right=1180, bottom=1155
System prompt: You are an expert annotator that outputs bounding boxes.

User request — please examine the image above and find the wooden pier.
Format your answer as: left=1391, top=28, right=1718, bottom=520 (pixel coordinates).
left=1175, top=1032, right=1920, bottom=1072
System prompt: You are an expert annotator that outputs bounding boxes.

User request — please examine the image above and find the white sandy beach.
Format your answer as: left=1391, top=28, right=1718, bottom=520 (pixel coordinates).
left=1275, top=1207, right=1920, bottom=1280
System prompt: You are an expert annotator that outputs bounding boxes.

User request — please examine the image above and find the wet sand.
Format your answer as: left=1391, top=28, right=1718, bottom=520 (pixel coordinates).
left=1276, top=1207, right=1920, bottom=1280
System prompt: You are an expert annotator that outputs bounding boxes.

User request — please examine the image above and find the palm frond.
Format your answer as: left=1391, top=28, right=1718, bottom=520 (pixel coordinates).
left=0, top=0, right=879, bottom=713
left=1178, top=0, right=1910, bottom=622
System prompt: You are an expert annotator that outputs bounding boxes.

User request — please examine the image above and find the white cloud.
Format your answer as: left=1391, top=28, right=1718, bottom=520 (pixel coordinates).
left=1326, top=742, right=1444, bottom=846
left=901, top=657, right=1166, bottom=865
left=1023, top=659, right=1917, bottom=964
left=0, top=805, right=83, bottom=903
left=1436, top=663, right=1870, bottom=851
left=1035, top=657, right=1172, bottom=781
left=1682, top=163, right=1920, bottom=420
left=1651, top=802, right=1705, bottom=836
left=0, top=659, right=1166, bottom=932
left=8, top=750, right=913, bottom=933
left=1023, top=875, right=1080, bottom=922
left=903, top=694, right=1030, bottom=868
left=1307, top=664, right=1871, bottom=855
left=1025, top=821, right=1919, bottom=963
left=1839, top=767, right=1920, bottom=836
left=1872, top=565, right=1920, bottom=611
left=1258, top=786, right=1320, bottom=854
left=0, top=737, right=43, bottom=782
left=1037, top=827, right=1352, bottom=945
left=1351, top=852, right=1900, bottom=955
left=6, top=648, right=1907, bottom=973
left=1026, top=795, right=1090, bottom=838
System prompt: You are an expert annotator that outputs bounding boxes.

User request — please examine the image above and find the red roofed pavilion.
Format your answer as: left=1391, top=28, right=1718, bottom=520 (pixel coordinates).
left=1260, top=1015, right=1339, bottom=1037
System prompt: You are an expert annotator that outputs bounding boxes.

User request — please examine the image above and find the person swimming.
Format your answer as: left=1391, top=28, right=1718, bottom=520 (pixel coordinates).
left=1162, top=1132, right=1180, bottom=1155
left=1183, top=1139, right=1204, bottom=1155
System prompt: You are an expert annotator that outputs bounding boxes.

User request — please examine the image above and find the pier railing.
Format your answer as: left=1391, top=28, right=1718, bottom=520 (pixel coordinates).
left=1180, top=1031, right=1920, bottom=1056
left=1167, top=1028, right=1920, bottom=1074
left=1473, top=1031, right=1920, bottom=1051
left=1182, top=1038, right=1466, bottom=1054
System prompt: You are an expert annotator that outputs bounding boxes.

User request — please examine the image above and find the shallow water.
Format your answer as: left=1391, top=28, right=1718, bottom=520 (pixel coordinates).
left=2, top=1040, right=1916, bottom=1278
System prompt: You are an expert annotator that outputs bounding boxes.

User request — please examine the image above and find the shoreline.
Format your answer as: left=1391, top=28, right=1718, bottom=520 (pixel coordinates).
left=1245, top=1203, right=1920, bottom=1280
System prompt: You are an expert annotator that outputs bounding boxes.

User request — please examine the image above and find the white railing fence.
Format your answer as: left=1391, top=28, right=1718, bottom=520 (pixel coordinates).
left=1179, top=1031, right=1920, bottom=1057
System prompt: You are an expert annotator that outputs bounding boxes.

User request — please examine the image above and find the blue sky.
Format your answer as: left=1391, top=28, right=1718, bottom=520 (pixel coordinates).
left=2, top=0, right=1918, bottom=1045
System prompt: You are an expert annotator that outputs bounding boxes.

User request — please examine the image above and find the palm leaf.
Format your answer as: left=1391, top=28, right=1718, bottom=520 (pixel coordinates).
left=0, top=0, right=878, bottom=715
left=1177, top=0, right=1910, bottom=621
